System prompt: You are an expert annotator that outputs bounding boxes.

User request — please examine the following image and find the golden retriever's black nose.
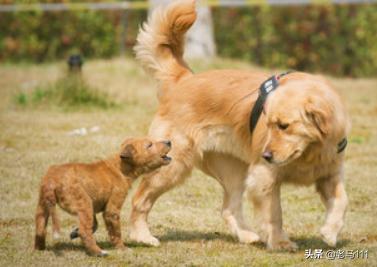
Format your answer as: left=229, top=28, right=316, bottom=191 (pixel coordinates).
left=163, top=140, right=172, bottom=148
left=262, top=151, right=273, bottom=162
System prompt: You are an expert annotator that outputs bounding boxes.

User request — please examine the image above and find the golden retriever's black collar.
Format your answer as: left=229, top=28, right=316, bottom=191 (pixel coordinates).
left=249, top=71, right=293, bottom=134
left=249, top=71, right=348, bottom=154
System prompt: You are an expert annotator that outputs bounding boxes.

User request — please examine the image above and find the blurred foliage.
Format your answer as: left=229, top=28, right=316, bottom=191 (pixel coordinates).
left=213, top=5, right=377, bottom=77
left=0, top=1, right=376, bottom=77
left=0, top=11, right=116, bottom=61
left=15, top=73, right=117, bottom=110
left=0, top=0, right=146, bottom=62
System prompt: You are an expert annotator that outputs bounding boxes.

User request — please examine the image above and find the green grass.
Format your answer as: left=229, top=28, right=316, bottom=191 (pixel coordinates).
left=0, top=57, right=377, bottom=266
left=14, top=73, right=116, bottom=110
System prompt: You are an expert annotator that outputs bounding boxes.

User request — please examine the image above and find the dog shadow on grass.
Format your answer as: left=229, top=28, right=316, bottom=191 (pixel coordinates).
left=125, top=229, right=239, bottom=248
left=48, top=230, right=236, bottom=255
left=49, top=241, right=114, bottom=256
left=126, top=229, right=252, bottom=248
left=49, top=234, right=350, bottom=255
left=292, top=236, right=350, bottom=252
left=158, top=230, right=236, bottom=243
left=128, top=230, right=350, bottom=252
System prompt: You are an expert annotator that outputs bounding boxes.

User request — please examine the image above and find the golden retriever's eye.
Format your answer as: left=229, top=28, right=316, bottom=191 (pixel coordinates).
left=277, top=122, right=289, bottom=130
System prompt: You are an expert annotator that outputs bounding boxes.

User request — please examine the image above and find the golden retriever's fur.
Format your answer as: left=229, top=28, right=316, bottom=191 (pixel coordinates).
left=130, top=0, right=350, bottom=250
left=34, top=138, right=171, bottom=256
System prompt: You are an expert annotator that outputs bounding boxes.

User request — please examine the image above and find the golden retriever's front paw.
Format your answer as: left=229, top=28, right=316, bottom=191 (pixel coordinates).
left=141, top=236, right=160, bottom=247
left=268, top=239, right=298, bottom=252
left=238, top=230, right=260, bottom=244
left=130, top=233, right=160, bottom=247
left=320, top=226, right=337, bottom=247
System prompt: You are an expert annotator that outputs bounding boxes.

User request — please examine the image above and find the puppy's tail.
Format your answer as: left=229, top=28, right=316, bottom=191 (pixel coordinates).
left=134, top=0, right=196, bottom=87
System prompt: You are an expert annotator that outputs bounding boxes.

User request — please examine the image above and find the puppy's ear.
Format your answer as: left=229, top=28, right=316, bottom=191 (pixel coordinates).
left=120, top=144, right=136, bottom=162
left=305, top=100, right=330, bottom=138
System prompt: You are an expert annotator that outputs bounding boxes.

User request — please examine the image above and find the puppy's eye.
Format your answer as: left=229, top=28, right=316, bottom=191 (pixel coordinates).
left=146, top=143, right=153, bottom=149
left=277, top=122, right=289, bottom=130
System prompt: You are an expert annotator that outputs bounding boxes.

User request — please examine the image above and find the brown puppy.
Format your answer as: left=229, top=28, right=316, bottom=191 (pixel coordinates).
left=34, top=138, right=171, bottom=256
left=130, top=0, right=350, bottom=251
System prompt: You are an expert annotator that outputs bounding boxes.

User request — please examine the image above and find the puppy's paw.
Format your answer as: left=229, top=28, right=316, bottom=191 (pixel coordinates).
left=238, top=230, right=261, bottom=244
left=98, top=250, right=109, bottom=257
left=320, top=226, right=337, bottom=247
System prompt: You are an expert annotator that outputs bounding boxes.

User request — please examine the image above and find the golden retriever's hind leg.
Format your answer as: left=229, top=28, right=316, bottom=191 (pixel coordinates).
left=130, top=118, right=194, bottom=246
left=130, top=160, right=193, bottom=246
left=316, top=173, right=348, bottom=247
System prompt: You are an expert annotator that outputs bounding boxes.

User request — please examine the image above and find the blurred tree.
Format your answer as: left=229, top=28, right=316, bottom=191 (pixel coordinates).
left=213, top=5, right=377, bottom=77
left=149, top=0, right=216, bottom=59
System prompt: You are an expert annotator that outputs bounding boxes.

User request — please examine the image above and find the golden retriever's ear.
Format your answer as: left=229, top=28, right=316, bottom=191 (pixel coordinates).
left=120, top=144, right=136, bottom=161
left=305, top=102, right=330, bottom=138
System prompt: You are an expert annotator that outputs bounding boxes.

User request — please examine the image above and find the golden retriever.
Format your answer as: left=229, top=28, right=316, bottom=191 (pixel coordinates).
left=34, top=138, right=171, bottom=256
left=129, top=0, right=350, bottom=251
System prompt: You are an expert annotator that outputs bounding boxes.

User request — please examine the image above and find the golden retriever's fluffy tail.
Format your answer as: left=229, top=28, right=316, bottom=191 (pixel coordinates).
left=134, top=0, right=196, bottom=85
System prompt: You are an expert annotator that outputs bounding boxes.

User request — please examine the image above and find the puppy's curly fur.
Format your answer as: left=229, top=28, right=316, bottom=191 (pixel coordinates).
left=34, top=138, right=171, bottom=256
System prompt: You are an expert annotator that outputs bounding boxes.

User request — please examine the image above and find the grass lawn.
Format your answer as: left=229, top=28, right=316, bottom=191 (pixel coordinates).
left=0, top=57, right=376, bottom=266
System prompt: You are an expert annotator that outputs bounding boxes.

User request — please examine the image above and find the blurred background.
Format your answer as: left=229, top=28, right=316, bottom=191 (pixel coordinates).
left=1, top=0, right=377, bottom=77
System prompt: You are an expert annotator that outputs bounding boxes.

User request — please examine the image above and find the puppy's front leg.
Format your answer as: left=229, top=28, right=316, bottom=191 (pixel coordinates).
left=247, top=165, right=297, bottom=251
left=316, top=170, right=348, bottom=247
left=103, top=193, right=126, bottom=249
